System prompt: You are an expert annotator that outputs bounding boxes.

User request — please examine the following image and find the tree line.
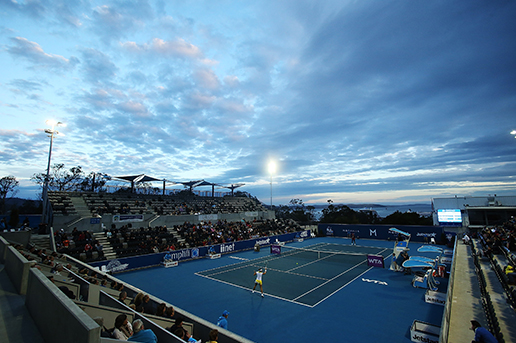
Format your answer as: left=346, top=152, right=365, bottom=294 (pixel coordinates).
left=2, top=166, right=432, bottom=227
left=1, top=164, right=111, bottom=215
left=274, top=198, right=432, bottom=225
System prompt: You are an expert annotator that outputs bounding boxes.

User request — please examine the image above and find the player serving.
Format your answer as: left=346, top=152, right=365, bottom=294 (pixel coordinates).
left=252, top=267, right=267, bottom=297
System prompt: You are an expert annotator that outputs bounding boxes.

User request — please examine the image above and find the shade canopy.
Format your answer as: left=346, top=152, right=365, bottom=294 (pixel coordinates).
left=113, top=174, right=242, bottom=197
left=114, top=174, right=163, bottom=183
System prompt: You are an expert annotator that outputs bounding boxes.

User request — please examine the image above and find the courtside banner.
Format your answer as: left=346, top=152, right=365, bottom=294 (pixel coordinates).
left=318, top=224, right=443, bottom=243
left=367, top=254, right=384, bottom=268
left=90, top=230, right=311, bottom=272
left=113, top=214, right=144, bottom=223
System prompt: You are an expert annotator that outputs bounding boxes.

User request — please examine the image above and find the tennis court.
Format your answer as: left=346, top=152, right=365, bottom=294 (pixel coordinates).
left=117, top=237, right=446, bottom=342
left=196, top=243, right=392, bottom=307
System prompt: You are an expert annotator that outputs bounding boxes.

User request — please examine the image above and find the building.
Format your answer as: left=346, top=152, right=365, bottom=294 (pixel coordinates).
left=432, top=195, right=516, bottom=228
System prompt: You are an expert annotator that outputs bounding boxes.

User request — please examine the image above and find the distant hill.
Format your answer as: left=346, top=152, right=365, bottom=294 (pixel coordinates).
left=308, top=203, right=428, bottom=209
left=1, top=197, right=41, bottom=215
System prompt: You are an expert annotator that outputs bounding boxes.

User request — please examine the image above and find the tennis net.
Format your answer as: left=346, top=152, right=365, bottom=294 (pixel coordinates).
left=270, top=244, right=381, bottom=260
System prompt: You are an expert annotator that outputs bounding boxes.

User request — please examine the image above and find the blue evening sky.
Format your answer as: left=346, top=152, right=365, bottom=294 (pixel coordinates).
left=1, top=0, right=515, bottom=205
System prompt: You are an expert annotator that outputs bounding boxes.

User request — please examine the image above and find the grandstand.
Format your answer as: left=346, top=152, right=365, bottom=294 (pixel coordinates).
left=1, top=191, right=515, bottom=342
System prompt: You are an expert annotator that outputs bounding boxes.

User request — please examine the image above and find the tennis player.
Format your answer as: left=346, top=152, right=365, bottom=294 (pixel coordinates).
left=252, top=267, right=267, bottom=297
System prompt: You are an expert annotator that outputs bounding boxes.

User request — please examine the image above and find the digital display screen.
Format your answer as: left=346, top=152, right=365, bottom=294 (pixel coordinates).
left=437, top=209, right=462, bottom=226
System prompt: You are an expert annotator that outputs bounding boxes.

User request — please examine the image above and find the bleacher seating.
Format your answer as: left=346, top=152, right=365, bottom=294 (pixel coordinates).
left=1, top=238, right=250, bottom=343
left=48, top=191, right=78, bottom=216
left=80, top=191, right=266, bottom=217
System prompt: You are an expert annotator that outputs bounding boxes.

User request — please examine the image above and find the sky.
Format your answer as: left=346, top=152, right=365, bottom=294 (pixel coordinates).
left=1, top=0, right=516, bottom=206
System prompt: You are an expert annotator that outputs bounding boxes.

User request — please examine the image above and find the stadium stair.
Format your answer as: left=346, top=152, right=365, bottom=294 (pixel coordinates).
left=70, top=196, right=93, bottom=217
left=30, top=234, right=52, bottom=250
left=94, top=232, right=116, bottom=260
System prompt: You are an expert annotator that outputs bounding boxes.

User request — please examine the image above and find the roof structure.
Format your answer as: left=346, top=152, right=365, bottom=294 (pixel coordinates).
left=218, top=183, right=245, bottom=196
left=114, top=174, right=166, bottom=193
left=114, top=174, right=163, bottom=183
left=179, top=180, right=220, bottom=196
left=113, top=175, right=241, bottom=197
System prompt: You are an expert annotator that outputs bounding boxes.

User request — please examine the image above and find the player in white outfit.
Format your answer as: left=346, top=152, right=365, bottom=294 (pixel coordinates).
left=252, top=268, right=267, bottom=297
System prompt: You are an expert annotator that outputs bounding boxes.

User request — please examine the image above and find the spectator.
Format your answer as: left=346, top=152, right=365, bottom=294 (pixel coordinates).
left=142, top=294, right=155, bottom=315
left=167, top=317, right=184, bottom=334
left=128, top=319, right=157, bottom=343
left=216, top=310, right=229, bottom=330
left=184, top=329, right=200, bottom=343
left=165, top=305, right=175, bottom=318
left=156, top=302, right=166, bottom=317
left=505, top=264, right=516, bottom=284
left=174, top=328, right=186, bottom=340
left=208, top=329, right=218, bottom=343
left=119, top=291, right=128, bottom=303
left=470, top=320, right=498, bottom=343
left=174, top=328, right=199, bottom=343
left=131, top=292, right=144, bottom=312
left=113, top=314, right=133, bottom=340
left=51, top=263, right=64, bottom=275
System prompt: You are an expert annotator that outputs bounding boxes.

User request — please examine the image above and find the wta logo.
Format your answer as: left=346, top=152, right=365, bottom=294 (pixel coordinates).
left=411, top=334, right=438, bottom=343
left=362, top=278, right=388, bottom=286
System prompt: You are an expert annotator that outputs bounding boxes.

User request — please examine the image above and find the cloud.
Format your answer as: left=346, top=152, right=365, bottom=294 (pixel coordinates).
left=79, top=48, right=117, bottom=85
left=6, top=37, right=79, bottom=71
left=90, top=1, right=154, bottom=42
left=121, top=37, right=212, bottom=63
left=193, top=69, right=220, bottom=90
left=116, top=100, right=150, bottom=118
left=0, top=129, right=42, bottom=163
left=8, top=79, right=44, bottom=92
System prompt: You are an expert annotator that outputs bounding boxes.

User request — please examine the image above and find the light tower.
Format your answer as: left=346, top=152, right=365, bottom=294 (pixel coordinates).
left=268, top=161, right=276, bottom=208
left=41, top=120, right=65, bottom=228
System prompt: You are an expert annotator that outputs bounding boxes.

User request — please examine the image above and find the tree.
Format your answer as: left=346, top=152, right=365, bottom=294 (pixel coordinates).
left=275, top=199, right=314, bottom=223
left=381, top=211, right=432, bottom=225
left=320, top=203, right=359, bottom=224
left=0, top=175, right=19, bottom=214
left=78, top=172, right=111, bottom=192
left=31, top=164, right=85, bottom=193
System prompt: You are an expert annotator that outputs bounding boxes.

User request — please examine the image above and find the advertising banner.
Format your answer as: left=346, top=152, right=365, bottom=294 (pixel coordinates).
left=367, top=254, right=384, bottom=268
left=113, top=214, right=144, bottom=223
left=318, top=224, right=443, bottom=243
left=90, top=230, right=311, bottom=273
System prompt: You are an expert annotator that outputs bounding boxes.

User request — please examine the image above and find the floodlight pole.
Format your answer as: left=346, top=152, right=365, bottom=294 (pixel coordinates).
left=41, top=121, right=64, bottom=228
left=268, top=161, right=276, bottom=209
left=270, top=174, right=273, bottom=208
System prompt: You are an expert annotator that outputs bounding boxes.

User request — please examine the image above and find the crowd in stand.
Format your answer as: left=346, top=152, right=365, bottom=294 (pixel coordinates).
left=476, top=219, right=516, bottom=254
left=466, top=218, right=516, bottom=290
left=106, top=224, right=180, bottom=257
left=54, top=227, right=105, bottom=262
left=9, top=241, right=212, bottom=342
left=176, top=218, right=300, bottom=248
left=104, top=218, right=301, bottom=258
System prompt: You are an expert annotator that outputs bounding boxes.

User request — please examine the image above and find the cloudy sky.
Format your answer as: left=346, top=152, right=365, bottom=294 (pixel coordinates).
left=1, top=0, right=516, bottom=205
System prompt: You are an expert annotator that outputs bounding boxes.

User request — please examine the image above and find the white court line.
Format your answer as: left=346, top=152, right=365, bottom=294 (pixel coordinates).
left=293, top=259, right=368, bottom=301
left=311, top=266, right=374, bottom=307
left=197, top=245, right=391, bottom=307
left=194, top=272, right=313, bottom=308
left=267, top=267, right=329, bottom=281
left=292, top=247, right=390, bottom=303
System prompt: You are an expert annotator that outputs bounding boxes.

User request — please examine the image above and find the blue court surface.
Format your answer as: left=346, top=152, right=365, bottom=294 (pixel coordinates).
left=116, top=237, right=447, bottom=342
